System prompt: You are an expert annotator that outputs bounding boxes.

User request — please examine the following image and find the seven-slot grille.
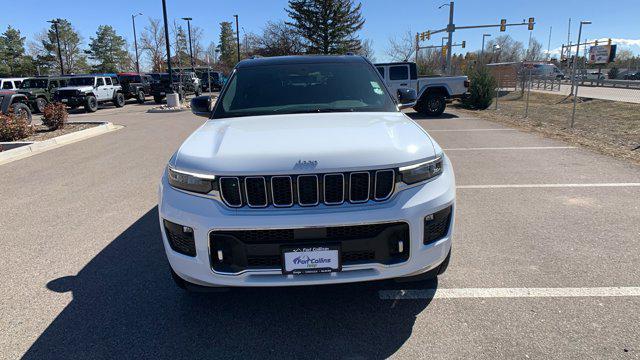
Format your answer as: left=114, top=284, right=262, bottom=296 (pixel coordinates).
left=218, top=169, right=395, bottom=208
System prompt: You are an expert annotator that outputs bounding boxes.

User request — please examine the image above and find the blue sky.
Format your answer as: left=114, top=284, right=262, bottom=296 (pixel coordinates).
left=2, top=0, right=639, bottom=63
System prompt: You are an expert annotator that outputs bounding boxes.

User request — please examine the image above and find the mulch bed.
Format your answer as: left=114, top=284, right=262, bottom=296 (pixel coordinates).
left=23, top=123, right=99, bottom=142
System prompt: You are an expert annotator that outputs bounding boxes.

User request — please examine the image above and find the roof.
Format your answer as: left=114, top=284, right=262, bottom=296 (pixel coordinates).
left=235, top=55, right=367, bottom=69
left=117, top=72, right=145, bottom=76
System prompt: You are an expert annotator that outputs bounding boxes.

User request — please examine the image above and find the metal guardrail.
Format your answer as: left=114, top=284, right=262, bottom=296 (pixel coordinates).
left=516, top=75, right=562, bottom=92
left=577, top=79, right=640, bottom=89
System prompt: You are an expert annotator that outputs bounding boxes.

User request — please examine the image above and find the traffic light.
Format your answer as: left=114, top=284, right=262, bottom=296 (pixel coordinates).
left=528, top=17, right=535, bottom=31
left=461, top=41, right=466, bottom=49
left=500, top=19, right=507, bottom=32
left=442, top=45, right=448, bottom=56
left=425, top=31, right=431, bottom=40
left=419, top=33, right=424, bottom=41
left=607, top=38, right=612, bottom=45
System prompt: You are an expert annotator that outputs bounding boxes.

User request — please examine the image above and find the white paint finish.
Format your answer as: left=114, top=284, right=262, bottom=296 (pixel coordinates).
left=427, top=128, right=517, bottom=132
left=173, top=112, right=438, bottom=175
left=458, top=183, right=640, bottom=189
left=379, top=287, right=640, bottom=300
left=444, top=146, right=576, bottom=151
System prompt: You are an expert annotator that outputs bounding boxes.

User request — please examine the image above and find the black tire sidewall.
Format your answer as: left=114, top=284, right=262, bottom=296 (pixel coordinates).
left=422, top=93, right=446, bottom=116
left=136, top=91, right=145, bottom=104
left=85, top=96, right=98, bottom=112
left=35, top=98, right=48, bottom=113
left=12, top=103, right=32, bottom=124
left=114, top=93, right=125, bottom=107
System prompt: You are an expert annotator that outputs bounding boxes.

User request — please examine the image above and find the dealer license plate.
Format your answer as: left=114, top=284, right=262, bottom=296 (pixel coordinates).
left=282, top=246, right=341, bottom=275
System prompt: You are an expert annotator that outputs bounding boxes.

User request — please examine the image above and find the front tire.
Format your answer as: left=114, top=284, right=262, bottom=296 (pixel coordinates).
left=416, top=93, right=446, bottom=117
left=12, top=103, right=32, bottom=124
left=35, top=97, right=48, bottom=113
left=113, top=93, right=125, bottom=107
left=136, top=90, right=146, bottom=104
left=84, top=95, right=98, bottom=112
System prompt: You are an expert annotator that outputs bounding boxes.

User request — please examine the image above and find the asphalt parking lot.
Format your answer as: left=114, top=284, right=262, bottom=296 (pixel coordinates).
left=1, top=103, right=639, bottom=359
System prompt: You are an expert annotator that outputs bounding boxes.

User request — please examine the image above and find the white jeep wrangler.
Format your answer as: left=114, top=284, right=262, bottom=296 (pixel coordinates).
left=54, top=75, right=125, bottom=112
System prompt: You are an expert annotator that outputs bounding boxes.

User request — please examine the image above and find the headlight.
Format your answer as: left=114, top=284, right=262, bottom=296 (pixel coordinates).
left=167, top=167, right=216, bottom=194
left=399, top=156, right=443, bottom=184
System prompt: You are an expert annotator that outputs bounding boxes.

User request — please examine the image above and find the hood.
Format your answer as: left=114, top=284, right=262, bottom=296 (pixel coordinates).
left=172, top=112, right=436, bottom=176
left=57, top=86, right=93, bottom=92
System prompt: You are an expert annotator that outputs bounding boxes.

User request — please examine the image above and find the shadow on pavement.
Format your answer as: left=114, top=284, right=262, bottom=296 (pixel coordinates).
left=406, top=112, right=460, bottom=120
left=24, top=207, right=435, bottom=360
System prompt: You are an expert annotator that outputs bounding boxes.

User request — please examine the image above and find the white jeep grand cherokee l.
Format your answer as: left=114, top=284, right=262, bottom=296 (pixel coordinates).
left=159, top=55, right=455, bottom=290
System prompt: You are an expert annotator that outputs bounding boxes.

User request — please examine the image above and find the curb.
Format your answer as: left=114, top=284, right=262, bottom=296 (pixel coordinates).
left=146, top=108, right=186, bottom=113
left=0, top=121, right=123, bottom=166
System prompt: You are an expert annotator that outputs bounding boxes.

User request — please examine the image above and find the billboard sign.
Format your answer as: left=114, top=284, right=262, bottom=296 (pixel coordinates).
left=589, top=44, right=617, bottom=64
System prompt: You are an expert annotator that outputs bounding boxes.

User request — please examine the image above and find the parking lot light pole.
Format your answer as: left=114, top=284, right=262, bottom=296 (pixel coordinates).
left=481, top=34, right=491, bottom=64
left=181, top=17, right=195, bottom=72
left=132, top=13, right=142, bottom=74
left=47, top=19, right=64, bottom=75
left=233, top=15, right=240, bottom=63
left=570, top=20, right=591, bottom=128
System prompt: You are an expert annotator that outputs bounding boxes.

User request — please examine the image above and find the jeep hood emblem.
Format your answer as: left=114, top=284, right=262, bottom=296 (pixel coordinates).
left=293, top=160, right=318, bottom=170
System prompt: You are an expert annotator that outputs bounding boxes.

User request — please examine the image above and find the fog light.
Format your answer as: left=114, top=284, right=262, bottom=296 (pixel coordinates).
left=424, top=206, right=452, bottom=245
left=163, top=219, right=196, bottom=257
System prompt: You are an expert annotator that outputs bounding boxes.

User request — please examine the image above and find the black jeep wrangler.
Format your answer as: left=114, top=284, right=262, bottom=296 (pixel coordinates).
left=17, top=76, right=69, bottom=113
left=150, top=72, right=201, bottom=104
left=117, top=73, right=152, bottom=104
left=0, top=90, right=32, bottom=124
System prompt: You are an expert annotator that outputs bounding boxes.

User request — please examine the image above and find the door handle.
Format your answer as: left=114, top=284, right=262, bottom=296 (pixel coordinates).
left=400, top=83, right=408, bottom=86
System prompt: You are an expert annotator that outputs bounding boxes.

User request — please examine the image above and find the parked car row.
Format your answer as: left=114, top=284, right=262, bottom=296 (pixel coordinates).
left=0, top=70, right=216, bottom=114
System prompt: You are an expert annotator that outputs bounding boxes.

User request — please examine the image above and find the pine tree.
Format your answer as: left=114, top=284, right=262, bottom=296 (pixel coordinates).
left=0, top=26, right=36, bottom=76
left=38, top=19, right=89, bottom=74
left=218, top=21, right=237, bottom=70
left=86, top=25, right=130, bottom=73
left=286, top=0, right=365, bottom=54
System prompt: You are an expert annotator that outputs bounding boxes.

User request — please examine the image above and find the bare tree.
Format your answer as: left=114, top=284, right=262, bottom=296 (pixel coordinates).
left=486, top=35, right=524, bottom=62
left=385, top=29, right=415, bottom=62
left=356, top=38, right=375, bottom=61
left=254, top=21, right=304, bottom=57
left=140, top=18, right=166, bottom=72
left=190, top=26, right=205, bottom=64
left=526, top=38, right=544, bottom=61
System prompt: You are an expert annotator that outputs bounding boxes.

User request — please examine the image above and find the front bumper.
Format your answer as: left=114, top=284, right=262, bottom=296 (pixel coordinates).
left=158, top=156, right=456, bottom=287
left=54, top=95, right=85, bottom=106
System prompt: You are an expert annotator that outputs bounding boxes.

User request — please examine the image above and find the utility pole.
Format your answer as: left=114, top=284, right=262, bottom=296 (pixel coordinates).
left=441, top=37, right=448, bottom=73
left=132, top=13, right=143, bottom=73
left=181, top=17, right=195, bottom=71
left=571, top=20, right=591, bottom=128
left=546, top=26, right=552, bottom=61
left=481, top=34, right=491, bottom=65
left=161, top=0, right=174, bottom=92
left=47, top=19, right=64, bottom=75
left=440, top=1, right=455, bottom=75
left=233, top=15, right=240, bottom=63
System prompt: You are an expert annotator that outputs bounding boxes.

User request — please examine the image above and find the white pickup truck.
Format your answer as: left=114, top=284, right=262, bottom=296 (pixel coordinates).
left=375, top=62, right=469, bottom=116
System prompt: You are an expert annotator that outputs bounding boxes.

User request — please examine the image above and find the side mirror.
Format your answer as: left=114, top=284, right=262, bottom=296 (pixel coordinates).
left=191, top=95, right=212, bottom=118
left=397, top=88, right=417, bottom=110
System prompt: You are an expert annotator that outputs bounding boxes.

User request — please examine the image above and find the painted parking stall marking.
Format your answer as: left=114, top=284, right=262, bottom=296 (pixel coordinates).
left=444, top=146, right=577, bottom=151
left=458, top=183, right=640, bottom=189
left=379, top=287, right=640, bottom=300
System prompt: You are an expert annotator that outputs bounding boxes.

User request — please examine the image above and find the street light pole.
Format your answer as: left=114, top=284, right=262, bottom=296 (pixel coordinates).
left=132, top=13, right=142, bottom=73
left=481, top=33, right=491, bottom=64
left=47, top=19, right=64, bottom=75
left=181, top=17, right=195, bottom=72
left=570, top=20, right=591, bottom=128
left=441, top=1, right=455, bottom=75
left=233, top=15, right=240, bottom=63
left=161, top=0, right=173, bottom=92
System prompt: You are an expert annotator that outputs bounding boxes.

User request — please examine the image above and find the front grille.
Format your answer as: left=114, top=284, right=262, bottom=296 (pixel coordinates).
left=218, top=169, right=395, bottom=208
left=210, top=222, right=410, bottom=273
left=57, top=89, right=79, bottom=98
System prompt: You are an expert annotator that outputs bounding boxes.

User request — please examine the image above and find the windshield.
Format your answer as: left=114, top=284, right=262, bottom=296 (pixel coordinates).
left=20, top=79, right=48, bottom=89
left=68, top=77, right=95, bottom=86
left=213, top=62, right=395, bottom=119
left=119, top=75, right=142, bottom=83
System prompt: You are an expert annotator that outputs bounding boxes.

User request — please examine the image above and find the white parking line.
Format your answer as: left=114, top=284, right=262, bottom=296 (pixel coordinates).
left=379, top=287, right=640, bottom=300
left=428, top=128, right=517, bottom=132
left=444, top=146, right=576, bottom=151
left=458, top=183, right=640, bottom=189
